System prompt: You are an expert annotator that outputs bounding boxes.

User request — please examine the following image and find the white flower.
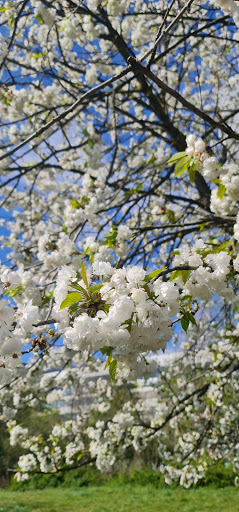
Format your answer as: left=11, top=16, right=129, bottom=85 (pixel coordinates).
left=117, top=225, right=132, bottom=242
left=126, top=266, right=146, bottom=286
left=202, top=157, right=218, bottom=180
left=92, top=261, right=114, bottom=276
left=17, top=300, right=39, bottom=334
left=0, top=269, right=21, bottom=290
left=18, top=453, right=37, bottom=472
left=194, top=139, right=205, bottom=153
left=108, top=296, right=135, bottom=324
left=54, top=266, right=77, bottom=311
left=233, top=255, right=239, bottom=272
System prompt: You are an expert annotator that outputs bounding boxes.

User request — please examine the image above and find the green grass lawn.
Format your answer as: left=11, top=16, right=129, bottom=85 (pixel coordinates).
left=0, top=485, right=239, bottom=512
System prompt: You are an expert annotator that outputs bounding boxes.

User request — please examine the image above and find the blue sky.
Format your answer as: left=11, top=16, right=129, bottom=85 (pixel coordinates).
left=0, top=208, right=11, bottom=264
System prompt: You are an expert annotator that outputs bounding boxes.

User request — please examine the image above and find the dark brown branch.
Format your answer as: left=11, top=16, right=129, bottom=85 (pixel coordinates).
left=127, top=58, right=239, bottom=141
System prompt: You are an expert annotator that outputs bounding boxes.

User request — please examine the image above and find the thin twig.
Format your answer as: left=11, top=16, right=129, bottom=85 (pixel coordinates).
left=139, top=0, right=196, bottom=64
left=0, top=67, right=132, bottom=162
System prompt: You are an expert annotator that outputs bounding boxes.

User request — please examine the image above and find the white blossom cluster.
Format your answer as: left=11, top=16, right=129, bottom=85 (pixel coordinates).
left=3, top=322, right=239, bottom=487
left=186, top=135, right=219, bottom=181
left=0, top=0, right=238, bottom=490
left=211, top=0, right=239, bottom=27
left=0, top=265, right=41, bottom=386
left=234, top=213, right=239, bottom=242
left=53, top=262, right=180, bottom=376
left=211, top=163, right=239, bottom=216
left=172, top=239, right=235, bottom=301
left=0, top=296, right=21, bottom=385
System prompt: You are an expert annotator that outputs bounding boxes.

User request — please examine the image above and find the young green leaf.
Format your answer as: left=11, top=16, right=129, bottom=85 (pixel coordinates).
left=188, top=162, right=196, bottom=184
left=167, top=152, right=187, bottom=164
left=187, top=311, right=197, bottom=325
left=36, top=13, right=44, bottom=24
left=104, top=226, right=118, bottom=248
left=181, top=270, right=191, bottom=285
left=81, top=261, right=89, bottom=289
left=104, top=354, right=113, bottom=369
left=217, top=184, right=226, bottom=200
left=144, top=267, right=167, bottom=283
left=69, top=283, right=90, bottom=298
left=199, top=223, right=206, bottom=232
left=90, top=283, right=103, bottom=294
left=109, top=360, right=117, bottom=383
left=181, top=315, right=190, bottom=332
left=147, top=154, right=156, bottom=165
left=174, top=156, right=191, bottom=177
left=169, top=269, right=183, bottom=281
left=60, top=292, right=83, bottom=310
left=71, top=199, right=80, bottom=209
left=101, top=346, right=113, bottom=357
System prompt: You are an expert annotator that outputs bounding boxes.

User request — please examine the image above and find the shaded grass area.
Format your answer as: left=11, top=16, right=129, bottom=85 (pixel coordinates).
left=0, top=485, right=239, bottom=512
left=8, top=463, right=238, bottom=491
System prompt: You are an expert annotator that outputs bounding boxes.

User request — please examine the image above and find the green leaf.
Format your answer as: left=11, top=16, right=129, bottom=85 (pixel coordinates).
left=36, top=13, right=44, bottom=24
left=180, top=295, right=192, bottom=301
left=181, top=270, right=191, bottom=285
left=60, top=292, right=83, bottom=309
left=174, top=156, right=191, bottom=177
left=9, top=16, right=14, bottom=28
left=101, top=346, right=113, bottom=357
left=199, top=223, right=206, bottom=232
left=104, top=354, right=113, bottom=369
left=169, top=269, right=191, bottom=284
left=68, top=302, right=80, bottom=314
left=71, top=199, right=80, bottom=209
left=217, top=184, right=226, bottom=200
left=125, top=312, right=134, bottom=333
left=81, top=261, right=89, bottom=290
left=169, top=270, right=183, bottom=281
left=33, top=52, right=43, bottom=59
left=181, top=315, right=190, bottom=332
left=109, top=360, right=117, bottom=383
left=90, top=283, right=103, bottom=294
left=83, top=247, right=91, bottom=256
left=187, top=311, right=197, bottom=325
left=167, top=210, right=176, bottom=224
left=167, top=152, right=187, bottom=164
left=212, top=240, right=230, bottom=254
left=144, top=267, right=167, bottom=283
left=41, top=295, right=52, bottom=306
left=69, top=283, right=89, bottom=298
left=188, top=162, right=196, bottom=184
left=147, top=155, right=156, bottom=165
left=8, top=284, right=23, bottom=297
left=124, top=184, right=143, bottom=197
left=142, top=283, right=151, bottom=296
left=104, top=226, right=118, bottom=248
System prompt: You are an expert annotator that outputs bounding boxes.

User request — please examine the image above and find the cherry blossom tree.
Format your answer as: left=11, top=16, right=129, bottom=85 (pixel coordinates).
left=0, top=0, right=239, bottom=486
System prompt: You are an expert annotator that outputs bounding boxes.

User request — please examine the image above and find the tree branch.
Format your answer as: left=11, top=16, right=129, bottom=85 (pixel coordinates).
left=0, top=67, right=132, bottom=162
left=127, top=58, right=239, bottom=141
